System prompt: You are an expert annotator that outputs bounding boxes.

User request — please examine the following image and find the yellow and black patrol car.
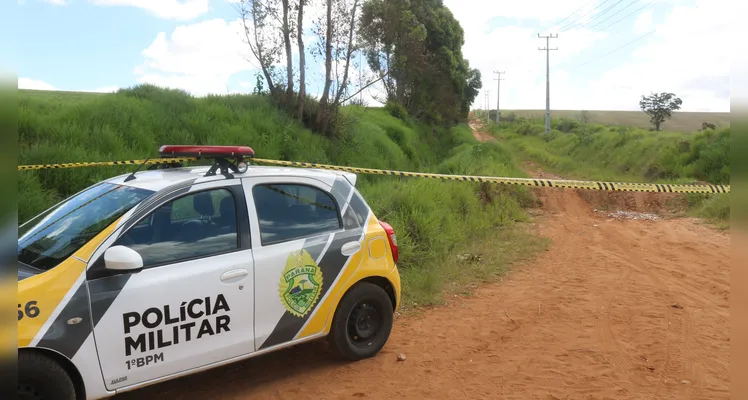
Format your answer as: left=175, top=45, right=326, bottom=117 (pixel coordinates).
left=18, top=146, right=401, bottom=400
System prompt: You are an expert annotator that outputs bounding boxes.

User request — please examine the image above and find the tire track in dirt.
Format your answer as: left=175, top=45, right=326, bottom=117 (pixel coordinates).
left=117, top=122, right=730, bottom=400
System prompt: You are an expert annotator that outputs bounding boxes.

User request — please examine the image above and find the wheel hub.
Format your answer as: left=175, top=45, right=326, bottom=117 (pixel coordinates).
left=348, top=302, right=382, bottom=346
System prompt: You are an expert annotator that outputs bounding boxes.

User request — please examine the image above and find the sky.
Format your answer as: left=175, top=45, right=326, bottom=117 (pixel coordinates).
left=6, top=0, right=731, bottom=112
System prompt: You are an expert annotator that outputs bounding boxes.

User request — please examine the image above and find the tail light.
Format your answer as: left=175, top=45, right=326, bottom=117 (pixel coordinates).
left=379, top=221, right=398, bottom=263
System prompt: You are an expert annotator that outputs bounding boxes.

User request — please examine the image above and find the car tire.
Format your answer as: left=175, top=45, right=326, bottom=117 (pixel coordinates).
left=18, top=352, right=76, bottom=400
left=329, top=281, right=393, bottom=361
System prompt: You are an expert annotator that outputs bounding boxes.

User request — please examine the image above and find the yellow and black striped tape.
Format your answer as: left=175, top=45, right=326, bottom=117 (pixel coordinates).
left=251, top=158, right=731, bottom=194
left=16, top=157, right=196, bottom=171
left=16, top=156, right=730, bottom=194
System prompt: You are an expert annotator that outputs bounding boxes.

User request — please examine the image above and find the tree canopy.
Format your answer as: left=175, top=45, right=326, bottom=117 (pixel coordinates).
left=639, top=92, right=683, bottom=132
left=358, top=0, right=481, bottom=125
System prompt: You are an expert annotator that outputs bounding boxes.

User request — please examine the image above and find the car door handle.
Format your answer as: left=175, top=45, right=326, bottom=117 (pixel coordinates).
left=220, top=269, right=249, bottom=282
left=341, top=241, right=361, bottom=256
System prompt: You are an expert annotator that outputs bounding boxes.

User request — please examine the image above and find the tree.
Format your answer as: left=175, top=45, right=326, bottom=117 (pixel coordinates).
left=238, top=0, right=282, bottom=97
left=358, top=0, right=481, bottom=125
left=296, top=0, right=307, bottom=118
left=312, top=0, right=363, bottom=133
left=639, top=92, right=682, bottom=131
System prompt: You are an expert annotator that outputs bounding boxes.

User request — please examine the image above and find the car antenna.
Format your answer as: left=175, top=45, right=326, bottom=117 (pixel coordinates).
left=124, top=157, right=151, bottom=182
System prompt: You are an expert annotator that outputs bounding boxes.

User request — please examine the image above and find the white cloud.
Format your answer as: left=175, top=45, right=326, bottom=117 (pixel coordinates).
left=89, top=0, right=210, bottom=20
left=134, top=18, right=256, bottom=95
left=18, top=78, right=119, bottom=93
left=18, top=78, right=57, bottom=91
left=132, top=10, right=384, bottom=104
left=632, top=10, right=653, bottom=35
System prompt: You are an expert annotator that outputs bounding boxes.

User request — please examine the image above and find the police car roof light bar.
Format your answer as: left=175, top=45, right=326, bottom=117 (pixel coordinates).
left=158, top=145, right=255, bottom=177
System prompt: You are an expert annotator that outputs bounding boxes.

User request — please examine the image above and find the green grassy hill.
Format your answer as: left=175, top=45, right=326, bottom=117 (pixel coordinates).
left=486, top=116, right=730, bottom=227
left=18, top=85, right=545, bottom=306
left=479, top=109, right=730, bottom=132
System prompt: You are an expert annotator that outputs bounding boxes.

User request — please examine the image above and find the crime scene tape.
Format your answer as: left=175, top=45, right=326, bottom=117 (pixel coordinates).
left=250, top=158, right=731, bottom=194
left=16, top=157, right=196, bottom=171
left=17, top=156, right=730, bottom=194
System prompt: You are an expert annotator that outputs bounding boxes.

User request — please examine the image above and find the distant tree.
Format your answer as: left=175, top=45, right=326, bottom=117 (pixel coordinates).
left=577, top=110, right=590, bottom=124
left=701, top=121, right=716, bottom=131
left=639, top=92, right=682, bottom=131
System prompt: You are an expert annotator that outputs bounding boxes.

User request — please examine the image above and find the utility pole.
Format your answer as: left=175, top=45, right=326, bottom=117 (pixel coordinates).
left=484, top=90, right=490, bottom=124
left=538, top=33, right=558, bottom=133
left=493, top=71, right=505, bottom=124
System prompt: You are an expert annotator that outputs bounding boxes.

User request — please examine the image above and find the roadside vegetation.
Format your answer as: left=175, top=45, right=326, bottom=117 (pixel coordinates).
left=485, top=113, right=730, bottom=227
left=481, top=109, right=730, bottom=133
left=19, top=86, right=546, bottom=307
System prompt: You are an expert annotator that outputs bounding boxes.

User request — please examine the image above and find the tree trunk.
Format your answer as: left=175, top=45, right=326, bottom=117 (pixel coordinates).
left=316, top=0, right=334, bottom=127
left=240, top=0, right=276, bottom=95
left=297, top=0, right=306, bottom=118
left=281, top=0, right=294, bottom=105
left=333, top=0, right=359, bottom=106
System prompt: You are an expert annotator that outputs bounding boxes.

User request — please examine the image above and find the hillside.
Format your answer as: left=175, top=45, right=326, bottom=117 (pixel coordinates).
left=482, top=116, right=730, bottom=227
left=479, top=109, right=730, bottom=132
left=18, top=85, right=545, bottom=306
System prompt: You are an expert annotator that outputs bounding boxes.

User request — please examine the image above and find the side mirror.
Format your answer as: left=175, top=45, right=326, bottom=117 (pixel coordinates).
left=104, top=245, right=144, bottom=271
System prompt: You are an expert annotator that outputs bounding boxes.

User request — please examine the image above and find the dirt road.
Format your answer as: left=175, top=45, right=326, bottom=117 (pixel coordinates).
left=120, top=127, right=730, bottom=399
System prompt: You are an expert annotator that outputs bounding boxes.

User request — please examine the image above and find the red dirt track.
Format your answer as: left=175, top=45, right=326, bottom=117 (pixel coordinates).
left=120, top=124, right=730, bottom=400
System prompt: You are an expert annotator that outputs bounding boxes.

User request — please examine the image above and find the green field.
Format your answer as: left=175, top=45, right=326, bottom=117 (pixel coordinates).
left=18, top=86, right=545, bottom=307
left=480, top=109, right=730, bottom=132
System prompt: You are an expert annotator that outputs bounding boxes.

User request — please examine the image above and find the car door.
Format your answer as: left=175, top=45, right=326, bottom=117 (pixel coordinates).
left=243, top=176, right=367, bottom=351
left=86, top=179, right=255, bottom=391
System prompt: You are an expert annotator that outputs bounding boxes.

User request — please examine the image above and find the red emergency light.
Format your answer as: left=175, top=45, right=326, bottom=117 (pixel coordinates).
left=158, top=145, right=255, bottom=177
left=158, top=145, right=254, bottom=159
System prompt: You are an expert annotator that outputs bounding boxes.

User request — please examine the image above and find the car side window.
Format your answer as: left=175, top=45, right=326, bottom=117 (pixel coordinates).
left=253, top=183, right=341, bottom=245
left=114, top=188, right=239, bottom=267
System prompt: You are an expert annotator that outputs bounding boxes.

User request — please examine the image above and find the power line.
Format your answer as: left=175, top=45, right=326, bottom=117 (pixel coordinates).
left=540, top=0, right=596, bottom=32
left=595, top=0, right=658, bottom=31
left=586, top=0, right=641, bottom=30
left=568, top=29, right=656, bottom=69
left=558, top=0, right=614, bottom=31
left=562, top=0, right=627, bottom=32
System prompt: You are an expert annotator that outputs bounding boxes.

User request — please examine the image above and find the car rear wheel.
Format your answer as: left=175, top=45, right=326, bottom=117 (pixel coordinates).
left=329, top=281, right=393, bottom=361
left=18, top=352, right=76, bottom=400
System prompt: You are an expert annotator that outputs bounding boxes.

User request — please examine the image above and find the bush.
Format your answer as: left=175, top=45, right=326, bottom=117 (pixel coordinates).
left=385, top=100, right=409, bottom=121
left=553, top=118, right=579, bottom=133
left=516, top=123, right=544, bottom=136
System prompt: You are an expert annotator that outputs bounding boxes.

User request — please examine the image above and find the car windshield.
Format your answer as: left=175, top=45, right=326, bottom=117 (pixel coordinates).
left=18, top=182, right=154, bottom=271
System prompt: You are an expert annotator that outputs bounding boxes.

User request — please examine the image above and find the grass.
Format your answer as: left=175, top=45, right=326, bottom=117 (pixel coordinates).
left=481, top=109, right=730, bottom=133
left=485, top=116, right=730, bottom=228
left=19, top=85, right=545, bottom=307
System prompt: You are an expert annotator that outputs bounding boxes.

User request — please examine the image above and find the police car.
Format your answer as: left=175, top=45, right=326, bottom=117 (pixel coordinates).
left=18, top=146, right=401, bottom=400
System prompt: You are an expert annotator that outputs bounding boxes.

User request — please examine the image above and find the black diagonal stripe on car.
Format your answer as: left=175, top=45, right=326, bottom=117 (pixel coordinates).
left=260, top=228, right=363, bottom=349
left=347, top=191, right=370, bottom=226
left=35, top=281, right=94, bottom=359
left=330, top=176, right=353, bottom=206
left=88, top=274, right=132, bottom=327
left=303, top=233, right=333, bottom=266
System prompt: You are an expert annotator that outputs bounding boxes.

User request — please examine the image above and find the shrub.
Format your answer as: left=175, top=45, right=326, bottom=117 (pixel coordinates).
left=385, top=100, right=409, bottom=121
